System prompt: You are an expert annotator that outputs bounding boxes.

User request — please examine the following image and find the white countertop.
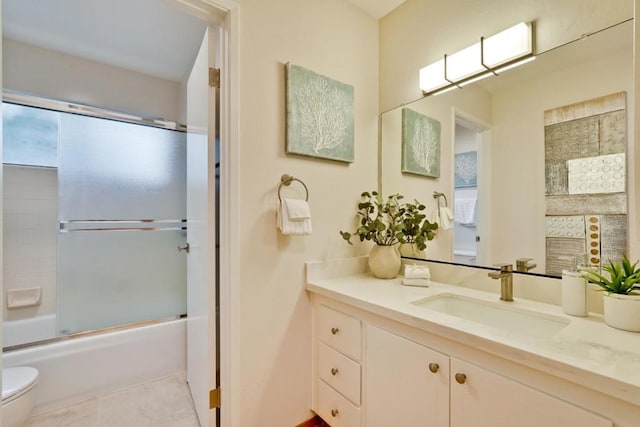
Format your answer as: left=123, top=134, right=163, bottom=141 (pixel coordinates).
left=305, top=260, right=640, bottom=407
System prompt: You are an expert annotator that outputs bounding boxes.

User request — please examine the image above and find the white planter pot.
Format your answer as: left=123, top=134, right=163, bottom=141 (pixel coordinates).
left=399, top=243, right=425, bottom=259
left=602, top=293, right=640, bottom=332
left=368, top=245, right=401, bottom=279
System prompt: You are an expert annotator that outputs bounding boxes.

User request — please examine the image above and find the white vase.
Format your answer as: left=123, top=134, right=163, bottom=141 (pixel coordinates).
left=399, top=242, right=425, bottom=259
left=602, top=293, right=640, bottom=332
left=368, top=245, right=401, bottom=279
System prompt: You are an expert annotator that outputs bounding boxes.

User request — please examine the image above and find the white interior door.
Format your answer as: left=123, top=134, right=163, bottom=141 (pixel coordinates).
left=187, top=26, right=218, bottom=427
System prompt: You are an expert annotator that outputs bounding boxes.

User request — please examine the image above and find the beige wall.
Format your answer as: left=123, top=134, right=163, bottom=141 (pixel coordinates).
left=236, top=0, right=378, bottom=425
left=3, top=39, right=182, bottom=121
left=379, top=0, right=633, bottom=111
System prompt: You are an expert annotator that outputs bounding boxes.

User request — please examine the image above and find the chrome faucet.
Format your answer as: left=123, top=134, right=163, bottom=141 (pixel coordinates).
left=488, top=263, right=513, bottom=302
left=516, top=258, right=537, bottom=272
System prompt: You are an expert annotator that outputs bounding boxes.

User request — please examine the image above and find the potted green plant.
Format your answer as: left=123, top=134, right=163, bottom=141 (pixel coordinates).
left=340, top=191, right=405, bottom=279
left=584, top=256, right=640, bottom=332
left=398, top=200, right=438, bottom=258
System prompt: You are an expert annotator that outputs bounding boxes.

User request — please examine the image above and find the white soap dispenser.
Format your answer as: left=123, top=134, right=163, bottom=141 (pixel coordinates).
left=561, top=255, right=589, bottom=317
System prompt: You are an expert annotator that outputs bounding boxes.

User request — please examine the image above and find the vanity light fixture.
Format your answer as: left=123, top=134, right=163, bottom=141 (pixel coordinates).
left=419, top=22, right=534, bottom=96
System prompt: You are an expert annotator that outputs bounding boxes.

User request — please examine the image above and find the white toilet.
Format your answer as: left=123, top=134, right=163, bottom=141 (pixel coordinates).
left=2, top=367, right=39, bottom=427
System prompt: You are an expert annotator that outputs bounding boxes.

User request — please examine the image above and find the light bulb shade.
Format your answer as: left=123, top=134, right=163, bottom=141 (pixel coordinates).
left=419, top=59, right=447, bottom=93
left=418, top=21, right=533, bottom=95
left=446, top=42, right=483, bottom=82
left=483, top=22, right=533, bottom=68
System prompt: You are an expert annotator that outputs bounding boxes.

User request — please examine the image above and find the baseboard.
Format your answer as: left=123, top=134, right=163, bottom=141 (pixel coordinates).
left=295, top=413, right=329, bottom=427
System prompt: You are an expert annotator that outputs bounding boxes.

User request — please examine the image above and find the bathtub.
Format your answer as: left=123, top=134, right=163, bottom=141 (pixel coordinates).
left=3, top=318, right=186, bottom=412
left=3, top=314, right=58, bottom=348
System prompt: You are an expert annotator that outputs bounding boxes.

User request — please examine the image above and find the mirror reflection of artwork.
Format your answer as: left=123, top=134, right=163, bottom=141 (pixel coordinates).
left=285, top=63, right=354, bottom=162
left=544, top=92, right=627, bottom=276
left=401, top=108, right=441, bottom=177
left=454, top=151, right=477, bottom=188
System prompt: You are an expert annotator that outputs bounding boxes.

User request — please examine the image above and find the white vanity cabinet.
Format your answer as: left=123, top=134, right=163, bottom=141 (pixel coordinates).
left=311, top=298, right=614, bottom=427
left=365, top=325, right=449, bottom=427
left=314, top=305, right=362, bottom=426
left=449, top=358, right=611, bottom=427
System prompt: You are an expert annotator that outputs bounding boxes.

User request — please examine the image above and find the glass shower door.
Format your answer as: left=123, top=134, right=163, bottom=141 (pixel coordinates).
left=57, top=113, right=187, bottom=334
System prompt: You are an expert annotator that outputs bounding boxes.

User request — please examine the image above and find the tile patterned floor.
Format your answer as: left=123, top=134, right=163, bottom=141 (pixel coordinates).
left=25, top=374, right=200, bottom=427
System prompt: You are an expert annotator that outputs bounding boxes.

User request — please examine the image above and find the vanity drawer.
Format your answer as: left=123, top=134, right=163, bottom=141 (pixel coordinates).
left=319, top=342, right=361, bottom=405
left=318, top=305, right=361, bottom=361
left=318, top=379, right=361, bottom=427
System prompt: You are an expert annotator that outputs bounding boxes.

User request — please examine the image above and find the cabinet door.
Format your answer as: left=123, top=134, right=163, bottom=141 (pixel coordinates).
left=365, top=325, right=449, bottom=427
left=450, top=358, right=612, bottom=427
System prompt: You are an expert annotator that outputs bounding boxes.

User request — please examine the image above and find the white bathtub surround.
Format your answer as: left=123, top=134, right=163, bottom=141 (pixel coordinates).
left=305, top=258, right=640, bottom=408
left=3, top=315, right=57, bottom=348
left=3, top=319, right=186, bottom=412
left=3, top=165, right=58, bottom=323
left=24, top=373, right=198, bottom=427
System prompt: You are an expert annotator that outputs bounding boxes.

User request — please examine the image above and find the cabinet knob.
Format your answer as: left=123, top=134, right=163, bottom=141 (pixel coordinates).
left=331, top=409, right=339, bottom=417
left=331, top=327, right=339, bottom=335
left=428, top=363, right=439, bottom=373
left=331, top=367, right=339, bottom=376
left=455, top=373, right=467, bottom=384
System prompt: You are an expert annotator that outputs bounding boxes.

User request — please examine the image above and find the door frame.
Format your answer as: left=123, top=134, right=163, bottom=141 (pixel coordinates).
left=452, top=108, right=491, bottom=267
left=183, top=2, right=240, bottom=427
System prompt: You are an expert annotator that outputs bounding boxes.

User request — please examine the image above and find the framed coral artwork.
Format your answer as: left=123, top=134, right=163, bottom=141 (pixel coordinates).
left=401, top=108, right=441, bottom=177
left=454, top=151, right=478, bottom=188
left=285, top=63, right=354, bottom=162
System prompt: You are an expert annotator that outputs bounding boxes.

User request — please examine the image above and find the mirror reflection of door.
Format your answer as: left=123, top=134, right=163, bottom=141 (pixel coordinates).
left=453, top=116, right=490, bottom=266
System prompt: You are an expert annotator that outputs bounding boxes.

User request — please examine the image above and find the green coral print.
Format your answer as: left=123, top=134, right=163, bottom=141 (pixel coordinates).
left=402, top=108, right=441, bottom=177
left=286, top=63, right=354, bottom=162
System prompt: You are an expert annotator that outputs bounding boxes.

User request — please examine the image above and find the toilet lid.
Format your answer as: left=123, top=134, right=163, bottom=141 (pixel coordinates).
left=2, top=367, right=39, bottom=401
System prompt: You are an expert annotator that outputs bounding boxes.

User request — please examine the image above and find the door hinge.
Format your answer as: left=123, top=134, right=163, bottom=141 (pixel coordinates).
left=209, top=388, right=221, bottom=409
left=209, top=68, right=220, bottom=88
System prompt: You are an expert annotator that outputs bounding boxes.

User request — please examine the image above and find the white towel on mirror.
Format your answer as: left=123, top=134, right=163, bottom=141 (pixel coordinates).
left=454, top=198, right=477, bottom=225
left=439, top=206, right=454, bottom=230
left=277, top=198, right=312, bottom=235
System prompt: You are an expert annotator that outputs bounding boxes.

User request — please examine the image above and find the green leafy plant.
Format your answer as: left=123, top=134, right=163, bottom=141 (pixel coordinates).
left=584, top=256, right=640, bottom=295
left=340, top=191, right=405, bottom=246
left=399, top=200, right=438, bottom=251
left=339, top=191, right=438, bottom=248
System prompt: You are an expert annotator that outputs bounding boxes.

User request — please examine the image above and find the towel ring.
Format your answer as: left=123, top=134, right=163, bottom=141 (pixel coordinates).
left=433, top=191, right=448, bottom=207
left=278, top=174, right=309, bottom=202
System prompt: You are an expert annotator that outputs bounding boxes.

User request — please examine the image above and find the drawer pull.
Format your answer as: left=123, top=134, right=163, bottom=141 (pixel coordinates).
left=331, top=327, right=340, bottom=335
left=331, top=367, right=339, bottom=376
left=331, top=409, right=339, bottom=417
left=455, top=373, right=467, bottom=384
left=428, top=363, right=439, bottom=373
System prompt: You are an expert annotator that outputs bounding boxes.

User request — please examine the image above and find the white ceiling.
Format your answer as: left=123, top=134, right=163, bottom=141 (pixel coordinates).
left=343, top=0, right=407, bottom=19
left=2, top=0, right=209, bottom=82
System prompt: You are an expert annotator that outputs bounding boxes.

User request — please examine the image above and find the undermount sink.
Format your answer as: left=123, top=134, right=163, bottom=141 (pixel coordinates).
left=411, top=293, right=570, bottom=339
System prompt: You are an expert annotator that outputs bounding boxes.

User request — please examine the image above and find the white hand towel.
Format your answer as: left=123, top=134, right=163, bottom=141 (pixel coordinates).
left=277, top=198, right=312, bottom=235
left=454, top=198, right=477, bottom=225
left=439, top=206, right=454, bottom=230
left=404, top=264, right=431, bottom=279
left=402, top=278, right=430, bottom=287
left=285, top=198, right=311, bottom=220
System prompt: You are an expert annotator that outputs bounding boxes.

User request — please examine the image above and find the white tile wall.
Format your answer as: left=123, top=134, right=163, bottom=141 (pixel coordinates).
left=3, top=165, right=58, bottom=321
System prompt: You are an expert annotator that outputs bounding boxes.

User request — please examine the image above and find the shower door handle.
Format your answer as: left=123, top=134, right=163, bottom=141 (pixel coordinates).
left=178, top=243, right=190, bottom=253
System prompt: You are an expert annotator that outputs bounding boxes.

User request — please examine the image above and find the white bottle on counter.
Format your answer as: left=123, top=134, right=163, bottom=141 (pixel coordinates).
left=561, top=269, right=588, bottom=317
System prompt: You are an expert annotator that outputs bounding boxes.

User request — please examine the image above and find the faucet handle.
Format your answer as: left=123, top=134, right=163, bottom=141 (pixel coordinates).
left=493, top=263, right=513, bottom=272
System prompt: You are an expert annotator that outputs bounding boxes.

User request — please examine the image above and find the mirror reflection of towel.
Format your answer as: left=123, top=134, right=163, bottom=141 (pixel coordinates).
left=455, top=198, right=476, bottom=225
left=430, top=206, right=454, bottom=230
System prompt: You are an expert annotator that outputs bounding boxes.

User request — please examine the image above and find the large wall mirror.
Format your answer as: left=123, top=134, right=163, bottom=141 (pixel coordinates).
left=380, top=18, right=633, bottom=277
